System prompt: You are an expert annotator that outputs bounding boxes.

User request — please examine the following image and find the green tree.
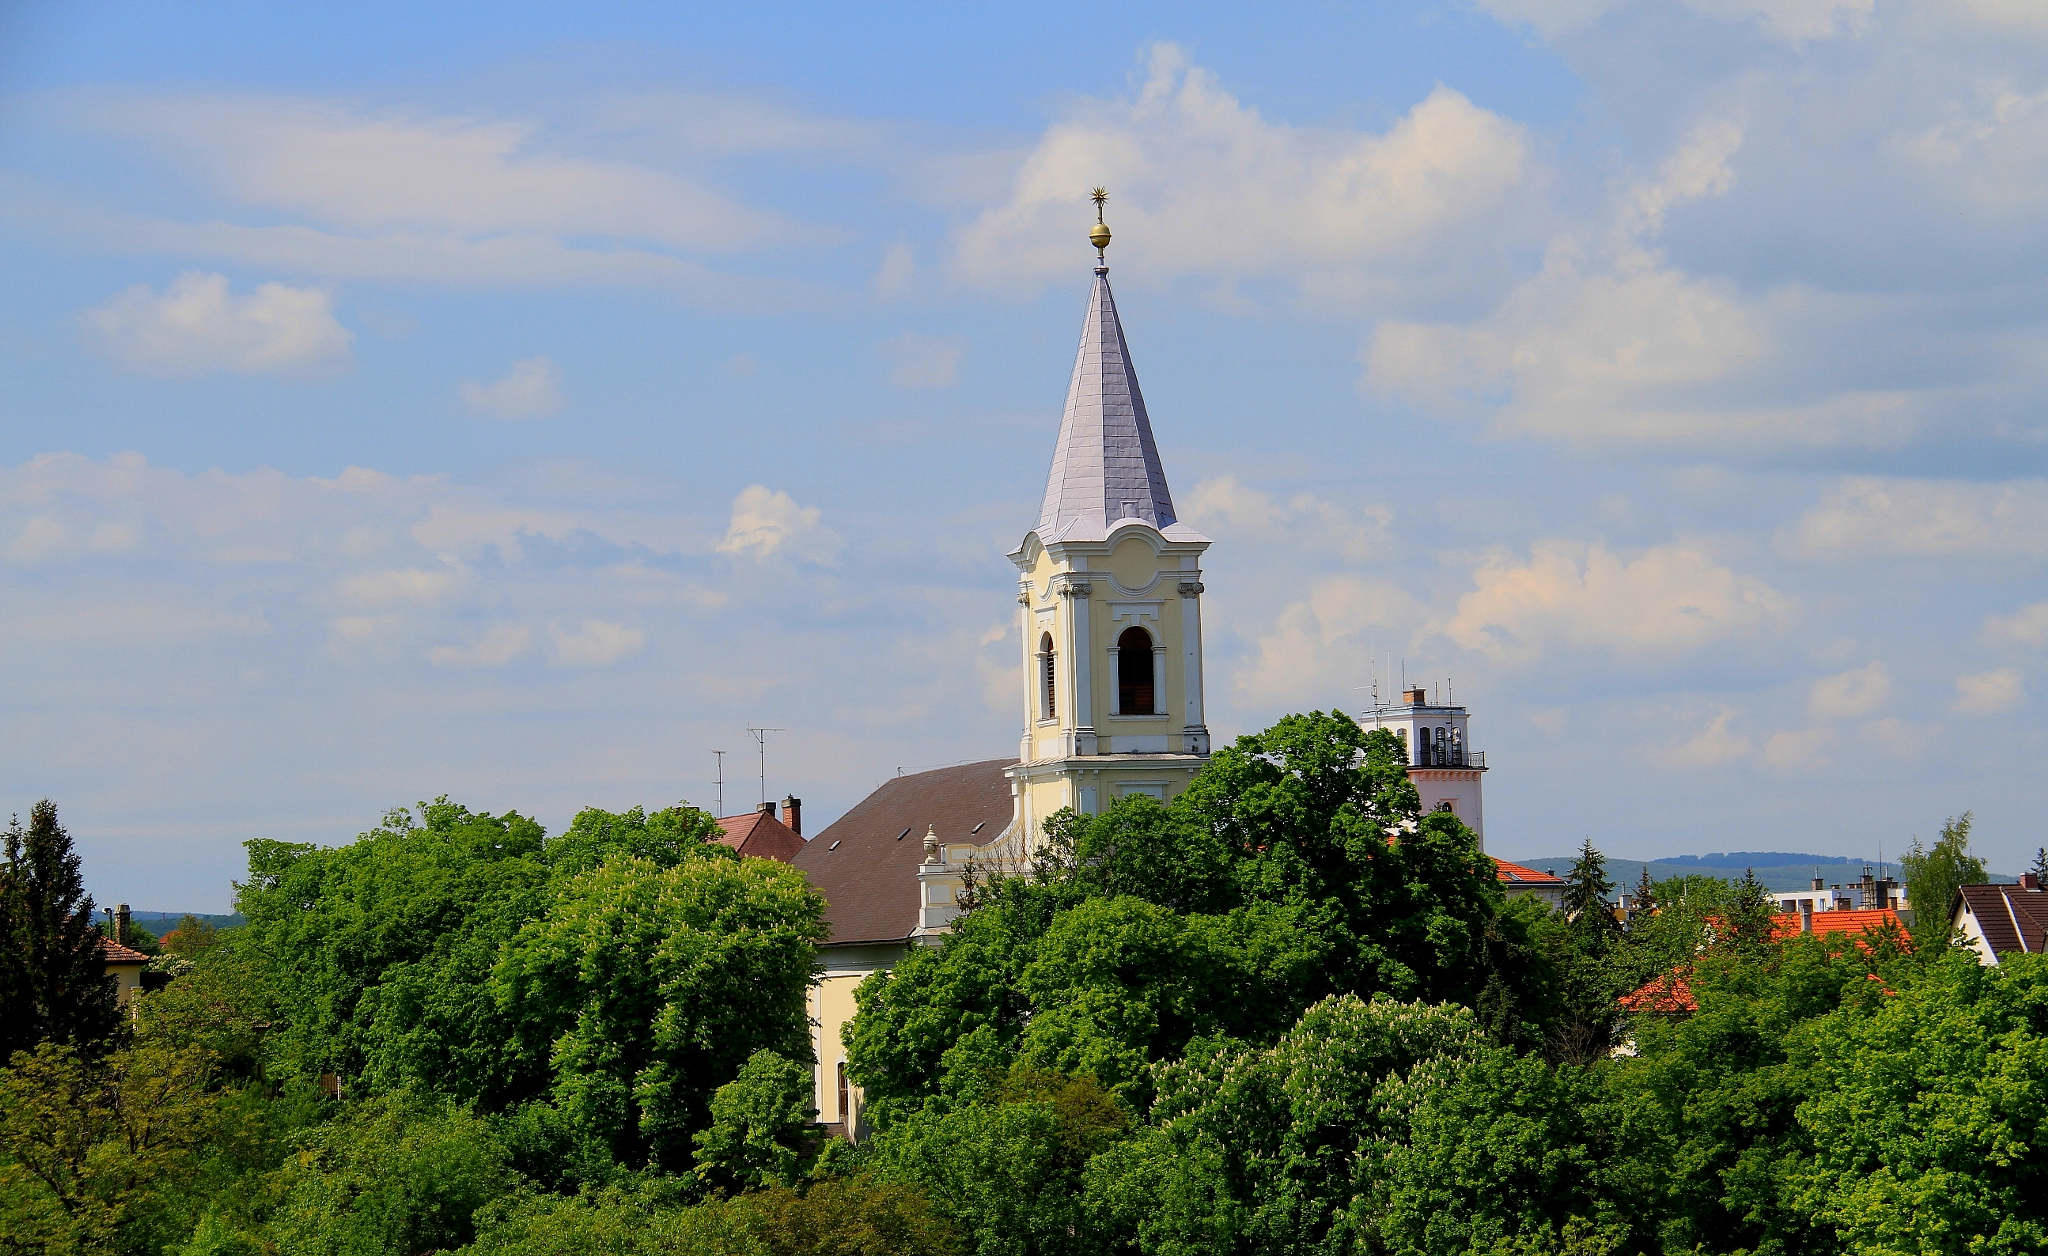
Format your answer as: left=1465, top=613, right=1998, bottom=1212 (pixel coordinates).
left=1546, top=841, right=1627, bottom=1064
left=1373, top=1048, right=1641, bottom=1256
left=2029, top=846, right=2046, bottom=880
left=0, top=1036, right=225, bottom=1255
left=694, top=1049, right=819, bottom=1192
left=233, top=799, right=554, bottom=1106
left=1, top=801, right=121, bottom=1062
left=1560, top=839, right=1618, bottom=938
left=464, top=1173, right=963, bottom=1256
left=491, top=853, right=826, bottom=1170
left=1791, top=951, right=2048, bottom=1255
left=847, top=713, right=1546, bottom=1127
left=872, top=1066, right=1131, bottom=1256
left=1902, top=813, right=1987, bottom=943
left=1086, top=995, right=1487, bottom=1256
left=260, top=1090, right=515, bottom=1256
left=160, top=916, right=220, bottom=959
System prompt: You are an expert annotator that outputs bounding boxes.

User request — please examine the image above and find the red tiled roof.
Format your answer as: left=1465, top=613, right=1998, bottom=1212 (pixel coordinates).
left=714, top=811, right=807, bottom=863
left=1954, top=884, right=2048, bottom=957
left=1494, top=859, right=1565, bottom=886
left=1771, top=907, right=1905, bottom=940
left=98, top=938, right=149, bottom=965
left=792, top=760, right=1016, bottom=946
left=1620, top=972, right=1696, bottom=1014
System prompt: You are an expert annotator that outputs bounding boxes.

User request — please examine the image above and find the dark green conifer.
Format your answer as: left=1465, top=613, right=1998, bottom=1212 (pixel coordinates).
left=1, top=800, right=120, bottom=1061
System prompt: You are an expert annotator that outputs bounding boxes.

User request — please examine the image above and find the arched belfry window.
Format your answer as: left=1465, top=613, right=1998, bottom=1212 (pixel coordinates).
left=1039, top=632, right=1056, bottom=720
left=1117, top=626, right=1155, bottom=715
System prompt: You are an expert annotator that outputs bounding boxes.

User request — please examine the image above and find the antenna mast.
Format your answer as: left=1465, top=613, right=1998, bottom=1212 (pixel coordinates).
left=711, top=749, right=727, bottom=817
left=747, top=726, right=784, bottom=806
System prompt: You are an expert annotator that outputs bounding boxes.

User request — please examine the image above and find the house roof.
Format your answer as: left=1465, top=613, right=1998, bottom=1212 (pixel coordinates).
left=1494, top=859, right=1565, bottom=887
left=1620, top=908, right=1909, bottom=1017
left=1032, top=268, right=1206, bottom=547
left=1620, top=972, right=1696, bottom=1014
left=1954, top=883, right=2048, bottom=956
left=98, top=938, right=149, bottom=966
left=792, top=759, right=1017, bottom=946
left=1774, top=908, right=1905, bottom=940
left=714, top=810, right=806, bottom=863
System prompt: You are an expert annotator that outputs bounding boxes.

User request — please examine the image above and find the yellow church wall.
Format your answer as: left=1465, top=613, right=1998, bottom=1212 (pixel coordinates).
left=808, top=942, right=906, bottom=1138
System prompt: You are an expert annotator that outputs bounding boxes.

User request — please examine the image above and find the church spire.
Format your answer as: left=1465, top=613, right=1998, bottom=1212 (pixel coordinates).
left=1035, top=192, right=1199, bottom=545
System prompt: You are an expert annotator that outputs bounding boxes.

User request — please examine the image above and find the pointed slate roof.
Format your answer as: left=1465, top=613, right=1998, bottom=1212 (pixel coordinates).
left=1034, top=269, right=1207, bottom=546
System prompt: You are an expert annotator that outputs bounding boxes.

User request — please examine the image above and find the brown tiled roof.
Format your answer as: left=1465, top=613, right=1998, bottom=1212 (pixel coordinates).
left=1956, top=884, right=2048, bottom=956
left=715, top=811, right=806, bottom=863
left=792, top=759, right=1016, bottom=946
left=98, top=938, right=149, bottom=965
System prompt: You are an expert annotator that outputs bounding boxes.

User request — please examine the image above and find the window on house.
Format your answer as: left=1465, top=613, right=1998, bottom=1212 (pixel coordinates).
left=1117, top=627, right=1155, bottom=714
left=836, top=1061, right=850, bottom=1126
left=1040, top=633, right=1056, bottom=720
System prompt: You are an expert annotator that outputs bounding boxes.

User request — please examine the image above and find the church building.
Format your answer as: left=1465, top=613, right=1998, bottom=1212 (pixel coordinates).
left=783, top=198, right=1495, bottom=1137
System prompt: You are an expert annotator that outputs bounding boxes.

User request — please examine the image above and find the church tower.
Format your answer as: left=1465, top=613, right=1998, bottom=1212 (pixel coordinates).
left=1005, top=193, right=1212, bottom=850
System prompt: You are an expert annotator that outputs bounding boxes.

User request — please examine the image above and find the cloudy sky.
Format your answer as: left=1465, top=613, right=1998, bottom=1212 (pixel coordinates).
left=4, top=1, right=2045, bottom=909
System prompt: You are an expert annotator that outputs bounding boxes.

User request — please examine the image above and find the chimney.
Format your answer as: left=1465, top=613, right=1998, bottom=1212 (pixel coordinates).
left=1403, top=686, right=1428, bottom=705
left=756, top=801, right=774, bottom=818
left=1811, top=876, right=1825, bottom=892
left=115, top=904, right=131, bottom=946
left=781, top=795, right=802, bottom=836
left=2022, top=873, right=2041, bottom=892
left=1800, top=903, right=1813, bottom=934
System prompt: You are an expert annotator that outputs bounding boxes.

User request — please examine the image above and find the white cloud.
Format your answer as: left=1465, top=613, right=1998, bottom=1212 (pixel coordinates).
left=1954, top=668, right=2025, bottom=714
left=1808, top=660, right=1890, bottom=720
left=873, top=242, right=916, bottom=299
left=1231, top=574, right=1430, bottom=706
left=1860, top=716, right=1938, bottom=758
left=1784, top=477, right=2048, bottom=557
left=951, top=43, right=1528, bottom=288
left=717, top=485, right=841, bottom=563
left=1442, top=540, right=1790, bottom=662
left=77, top=93, right=806, bottom=252
left=1477, top=0, right=1871, bottom=41
left=1760, top=726, right=1835, bottom=770
left=9, top=516, right=68, bottom=561
left=1984, top=601, right=2048, bottom=648
left=81, top=272, right=351, bottom=377
left=878, top=333, right=961, bottom=389
left=1182, top=476, right=1391, bottom=563
left=1646, top=705, right=1753, bottom=768
left=550, top=619, right=645, bottom=667
left=426, top=624, right=531, bottom=669
left=461, top=356, right=565, bottom=419
left=335, top=568, right=456, bottom=608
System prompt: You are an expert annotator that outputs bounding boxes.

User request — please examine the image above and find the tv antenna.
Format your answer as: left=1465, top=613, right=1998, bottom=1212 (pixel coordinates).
left=711, top=749, right=727, bottom=817
left=747, top=726, right=784, bottom=806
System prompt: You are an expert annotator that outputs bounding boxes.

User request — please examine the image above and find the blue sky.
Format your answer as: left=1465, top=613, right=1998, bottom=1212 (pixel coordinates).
left=4, top=0, right=2045, bottom=910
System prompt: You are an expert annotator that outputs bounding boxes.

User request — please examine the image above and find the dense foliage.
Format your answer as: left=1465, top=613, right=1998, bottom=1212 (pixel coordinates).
left=1, top=802, right=121, bottom=1062
left=3, top=729, right=2041, bottom=1256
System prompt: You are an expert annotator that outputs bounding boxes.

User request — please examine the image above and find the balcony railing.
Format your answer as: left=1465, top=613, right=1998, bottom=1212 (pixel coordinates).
left=1412, top=748, right=1484, bottom=769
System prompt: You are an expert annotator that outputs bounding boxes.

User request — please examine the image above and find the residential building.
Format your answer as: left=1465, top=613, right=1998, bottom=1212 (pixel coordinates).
left=1495, top=860, right=1565, bottom=909
left=1951, top=875, right=2047, bottom=965
left=715, top=797, right=806, bottom=862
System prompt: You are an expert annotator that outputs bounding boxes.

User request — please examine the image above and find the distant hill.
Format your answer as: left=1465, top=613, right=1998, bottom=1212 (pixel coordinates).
left=126, top=910, right=246, bottom=930
left=1502, top=852, right=2013, bottom=895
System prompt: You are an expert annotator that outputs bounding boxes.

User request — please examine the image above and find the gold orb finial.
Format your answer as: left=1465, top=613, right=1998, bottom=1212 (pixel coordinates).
left=1089, top=187, right=1111, bottom=260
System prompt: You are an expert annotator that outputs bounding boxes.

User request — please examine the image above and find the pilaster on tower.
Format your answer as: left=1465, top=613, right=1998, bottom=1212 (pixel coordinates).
left=1004, top=192, right=1213, bottom=854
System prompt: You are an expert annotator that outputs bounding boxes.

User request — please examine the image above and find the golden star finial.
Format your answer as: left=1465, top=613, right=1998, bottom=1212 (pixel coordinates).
left=1089, top=187, right=1111, bottom=263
